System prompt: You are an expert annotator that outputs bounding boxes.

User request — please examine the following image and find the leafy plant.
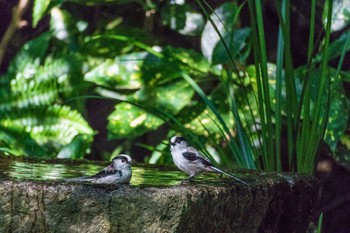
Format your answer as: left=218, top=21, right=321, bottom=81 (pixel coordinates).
left=1, top=0, right=350, bottom=173
left=0, top=32, right=94, bottom=158
left=186, top=0, right=349, bottom=173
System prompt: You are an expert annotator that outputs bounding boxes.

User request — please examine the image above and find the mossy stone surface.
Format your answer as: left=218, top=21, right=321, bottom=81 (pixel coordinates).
left=0, top=171, right=320, bottom=233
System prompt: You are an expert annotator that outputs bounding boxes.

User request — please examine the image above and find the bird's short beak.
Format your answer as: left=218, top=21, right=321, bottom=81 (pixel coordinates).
left=128, top=161, right=132, bottom=165
left=171, top=142, right=176, bottom=146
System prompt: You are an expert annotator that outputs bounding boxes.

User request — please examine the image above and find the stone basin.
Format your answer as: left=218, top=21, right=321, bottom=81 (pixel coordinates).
left=0, top=156, right=320, bottom=233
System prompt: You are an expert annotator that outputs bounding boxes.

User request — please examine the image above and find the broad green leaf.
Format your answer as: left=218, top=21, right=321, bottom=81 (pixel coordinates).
left=201, top=2, right=241, bottom=62
left=85, top=47, right=210, bottom=89
left=130, top=80, right=194, bottom=112
left=83, top=36, right=130, bottom=58
left=33, top=0, right=51, bottom=27
left=108, top=103, right=162, bottom=139
left=161, top=3, right=204, bottom=36
left=319, top=30, right=350, bottom=61
left=33, top=0, right=63, bottom=27
left=57, top=135, right=92, bottom=159
left=162, top=46, right=210, bottom=75
left=108, top=80, right=194, bottom=139
left=83, top=27, right=155, bottom=58
left=212, top=27, right=250, bottom=65
left=82, top=26, right=156, bottom=57
left=85, top=52, right=149, bottom=89
left=323, top=74, right=349, bottom=149
left=138, top=49, right=207, bottom=84
left=175, top=83, right=230, bottom=139
left=341, top=70, right=350, bottom=83
left=295, top=67, right=348, bottom=148
left=184, top=109, right=233, bottom=138
left=323, top=0, right=350, bottom=31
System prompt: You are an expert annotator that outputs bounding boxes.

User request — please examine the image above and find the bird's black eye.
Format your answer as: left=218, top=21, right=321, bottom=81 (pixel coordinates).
left=121, top=159, right=126, bottom=163
left=175, top=137, right=185, bottom=143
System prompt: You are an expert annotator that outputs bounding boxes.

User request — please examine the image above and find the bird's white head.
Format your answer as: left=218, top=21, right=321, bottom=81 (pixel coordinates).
left=170, top=136, right=188, bottom=150
left=112, top=154, right=132, bottom=170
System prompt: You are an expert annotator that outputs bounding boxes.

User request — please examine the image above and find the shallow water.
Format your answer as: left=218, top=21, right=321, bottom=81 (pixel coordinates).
left=0, top=157, right=225, bottom=186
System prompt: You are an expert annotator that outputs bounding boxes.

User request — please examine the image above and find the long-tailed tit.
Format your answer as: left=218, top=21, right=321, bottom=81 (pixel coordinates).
left=170, top=136, right=248, bottom=185
left=66, top=154, right=132, bottom=184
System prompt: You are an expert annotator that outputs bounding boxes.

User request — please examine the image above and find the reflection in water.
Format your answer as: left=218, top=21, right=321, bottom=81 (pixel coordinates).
left=0, top=159, right=225, bottom=186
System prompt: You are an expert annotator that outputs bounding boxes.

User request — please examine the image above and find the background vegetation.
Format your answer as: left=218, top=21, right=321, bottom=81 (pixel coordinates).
left=0, top=0, right=350, bottom=174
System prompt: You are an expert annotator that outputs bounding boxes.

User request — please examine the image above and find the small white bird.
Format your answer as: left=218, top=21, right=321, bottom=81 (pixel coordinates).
left=170, top=136, right=248, bottom=185
left=66, top=154, right=132, bottom=184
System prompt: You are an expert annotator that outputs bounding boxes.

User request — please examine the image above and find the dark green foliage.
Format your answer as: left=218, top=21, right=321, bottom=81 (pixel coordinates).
left=2, top=0, right=350, bottom=170
left=0, top=33, right=94, bottom=158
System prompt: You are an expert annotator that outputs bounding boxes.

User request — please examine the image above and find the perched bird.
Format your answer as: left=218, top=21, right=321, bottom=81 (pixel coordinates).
left=66, top=154, right=132, bottom=184
left=170, top=136, right=248, bottom=185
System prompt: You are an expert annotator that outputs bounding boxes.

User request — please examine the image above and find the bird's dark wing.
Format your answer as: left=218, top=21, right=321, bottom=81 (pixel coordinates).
left=90, top=164, right=120, bottom=179
left=183, top=146, right=213, bottom=166
left=182, top=151, right=198, bottom=161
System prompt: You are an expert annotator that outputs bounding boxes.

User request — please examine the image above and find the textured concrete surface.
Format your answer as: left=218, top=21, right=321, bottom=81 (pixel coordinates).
left=0, top=171, right=320, bottom=233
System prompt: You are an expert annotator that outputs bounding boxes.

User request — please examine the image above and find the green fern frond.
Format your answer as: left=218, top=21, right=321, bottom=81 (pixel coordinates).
left=0, top=105, right=94, bottom=147
left=0, top=126, right=47, bottom=157
left=0, top=54, right=87, bottom=111
left=0, top=33, right=93, bottom=157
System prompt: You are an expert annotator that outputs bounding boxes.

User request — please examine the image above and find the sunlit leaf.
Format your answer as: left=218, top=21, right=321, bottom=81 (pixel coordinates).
left=184, top=109, right=232, bottom=138
left=85, top=46, right=210, bottom=89
left=108, top=103, right=162, bottom=139
left=33, top=0, right=63, bottom=27
left=0, top=55, right=87, bottom=113
left=108, top=80, right=194, bottom=139
left=0, top=105, right=94, bottom=148
left=33, top=0, right=50, bottom=27
left=57, top=135, right=92, bottom=159
left=82, top=26, right=155, bottom=58
left=163, top=46, right=210, bottom=75
left=323, top=74, right=349, bottom=149
left=161, top=3, right=204, bottom=36
left=201, top=2, right=241, bottom=62
left=50, top=7, right=71, bottom=41
left=83, top=37, right=130, bottom=57
left=84, top=52, right=149, bottom=89
left=323, top=0, right=350, bottom=32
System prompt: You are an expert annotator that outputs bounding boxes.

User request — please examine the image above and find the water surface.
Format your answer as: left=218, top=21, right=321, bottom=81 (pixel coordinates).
left=0, top=157, right=227, bottom=186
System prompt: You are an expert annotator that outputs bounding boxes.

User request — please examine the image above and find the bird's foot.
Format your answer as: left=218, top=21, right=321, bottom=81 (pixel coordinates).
left=179, top=175, right=195, bottom=185
left=180, top=179, right=191, bottom=185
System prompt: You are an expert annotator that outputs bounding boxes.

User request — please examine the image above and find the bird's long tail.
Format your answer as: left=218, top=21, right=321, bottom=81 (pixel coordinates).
left=65, top=176, right=93, bottom=182
left=210, top=166, right=249, bottom=186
